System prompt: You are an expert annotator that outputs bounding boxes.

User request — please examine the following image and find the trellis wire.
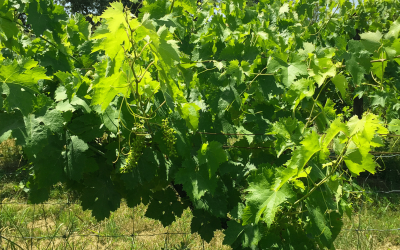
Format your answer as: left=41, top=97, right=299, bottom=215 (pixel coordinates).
left=0, top=198, right=208, bottom=250
left=1, top=189, right=399, bottom=249
left=342, top=189, right=400, bottom=250
left=1, top=135, right=400, bottom=249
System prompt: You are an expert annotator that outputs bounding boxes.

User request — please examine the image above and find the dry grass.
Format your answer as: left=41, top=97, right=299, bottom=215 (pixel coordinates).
left=335, top=195, right=400, bottom=250
left=0, top=140, right=231, bottom=249
left=0, top=139, right=22, bottom=171
left=4, top=190, right=400, bottom=250
left=0, top=200, right=231, bottom=250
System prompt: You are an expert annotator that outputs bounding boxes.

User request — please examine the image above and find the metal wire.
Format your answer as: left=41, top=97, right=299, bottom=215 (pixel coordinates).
left=346, top=190, right=400, bottom=194
left=1, top=190, right=399, bottom=248
left=343, top=228, right=400, bottom=232
left=2, top=137, right=400, bottom=249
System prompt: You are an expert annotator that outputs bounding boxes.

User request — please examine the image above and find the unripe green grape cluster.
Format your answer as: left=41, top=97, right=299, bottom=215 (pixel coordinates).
left=162, top=119, right=177, bottom=157
left=121, top=123, right=146, bottom=173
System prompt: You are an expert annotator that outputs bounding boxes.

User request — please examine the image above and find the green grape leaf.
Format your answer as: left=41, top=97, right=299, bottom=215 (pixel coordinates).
left=0, top=111, right=24, bottom=139
left=68, top=113, right=105, bottom=141
left=346, top=57, right=366, bottom=85
left=91, top=71, right=127, bottom=112
left=181, top=102, right=201, bottom=131
left=36, top=109, right=64, bottom=134
left=331, top=74, right=348, bottom=99
left=314, top=98, right=337, bottom=132
left=344, top=113, right=387, bottom=175
left=93, top=97, right=120, bottom=134
left=347, top=115, right=365, bottom=137
left=66, top=135, right=89, bottom=181
left=243, top=167, right=293, bottom=226
left=273, top=131, right=321, bottom=191
left=2, top=83, right=35, bottom=116
left=214, top=61, right=225, bottom=71
left=362, top=113, right=387, bottom=139
left=384, top=17, right=400, bottom=41
left=270, top=117, right=300, bottom=157
left=222, top=220, right=262, bottom=248
left=371, top=53, right=388, bottom=79
left=346, top=40, right=371, bottom=85
left=171, top=116, right=191, bottom=157
left=344, top=147, right=376, bottom=175
left=226, top=60, right=246, bottom=85
left=81, top=177, right=121, bottom=221
left=66, top=13, right=91, bottom=47
left=145, top=187, right=185, bottom=227
left=120, top=148, right=159, bottom=190
left=38, top=47, right=73, bottom=72
left=175, top=0, right=197, bottom=14
left=125, top=185, right=153, bottom=207
left=197, top=141, right=228, bottom=179
left=257, top=74, right=284, bottom=100
left=322, top=118, right=348, bottom=148
left=91, top=2, right=135, bottom=60
left=347, top=113, right=387, bottom=138
left=285, top=78, right=315, bottom=111
left=267, top=56, right=308, bottom=87
left=0, top=58, right=50, bottom=93
left=0, top=130, right=11, bottom=144
left=174, top=157, right=218, bottom=199
left=54, top=85, right=68, bottom=102
left=191, top=209, right=221, bottom=243
left=0, top=0, right=19, bottom=41
left=209, top=14, right=231, bottom=42
left=360, top=31, right=382, bottom=53
left=26, top=0, right=68, bottom=43
left=370, top=91, right=389, bottom=107
left=236, top=126, right=254, bottom=144
left=258, top=224, right=315, bottom=250
left=13, top=114, right=48, bottom=159
left=305, top=188, right=343, bottom=249
left=223, top=220, right=244, bottom=246
left=309, top=57, right=336, bottom=87
left=149, top=26, right=181, bottom=68
left=29, top=135, right=66, bottom=194
left=158, top=38, right=181, bottom=63
left=55, top=71, right=89, bottom=101
left=5, top=0, right=398, bottom=248
left=139, top=0, right=169, bottom=20
left=193, top=181, right=228, bottom=218
left=388, top=119, right=400, bottom=135
left=28, top=182, right=51, bottom=204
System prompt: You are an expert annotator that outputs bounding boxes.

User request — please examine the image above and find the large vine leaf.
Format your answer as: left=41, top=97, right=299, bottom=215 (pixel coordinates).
left=305, top=186, right=343, bottom=249
left=273, top=131, right=321, bottom=191
left=267, top=56, right=308, bottom=87
left=174, top=157, right=218, bottom=200
left=66, top=135, right=89, bottom=181
left=0, top=58, right=50, bottom=93
left=145, top=187, right=186, bottom=227
left=91, top=70, right=127, bottom=112
left=243, top=165, right=294, bottom=226
left=197, top=141, right=228, bottom=179
left=81, top=177, right=121, bottom=221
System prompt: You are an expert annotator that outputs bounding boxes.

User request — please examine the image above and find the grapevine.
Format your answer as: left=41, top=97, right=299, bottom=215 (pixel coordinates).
left=0, top=0, right=400, bottom=249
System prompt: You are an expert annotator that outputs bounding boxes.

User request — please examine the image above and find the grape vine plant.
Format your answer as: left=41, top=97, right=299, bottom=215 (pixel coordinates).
left=1, top=0, right=400, bottom=248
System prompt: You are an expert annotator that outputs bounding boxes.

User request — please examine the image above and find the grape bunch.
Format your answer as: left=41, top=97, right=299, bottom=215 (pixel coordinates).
left=162, top=119, right=177, bottom=157
left=121, top=123, right=146, bottom=173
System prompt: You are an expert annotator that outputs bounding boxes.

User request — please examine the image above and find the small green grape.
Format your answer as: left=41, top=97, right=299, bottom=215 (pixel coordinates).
left=121, top=122, right=146, bottom=173
left=161, top=119, right=177, bottom=157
